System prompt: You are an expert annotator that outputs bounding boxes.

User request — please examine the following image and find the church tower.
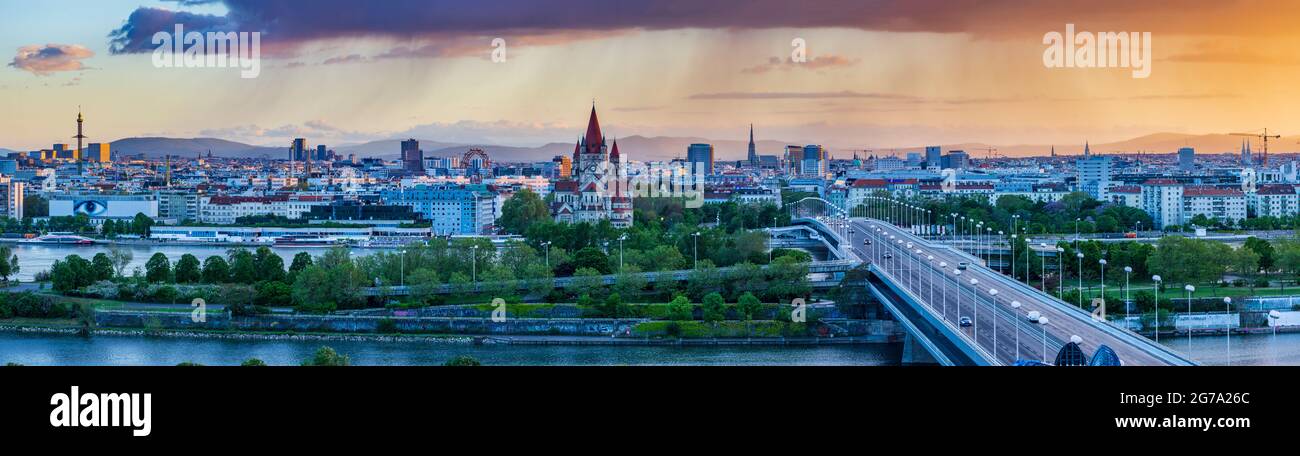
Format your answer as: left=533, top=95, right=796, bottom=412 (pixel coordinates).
left=747, top=124, right=757, bottom=166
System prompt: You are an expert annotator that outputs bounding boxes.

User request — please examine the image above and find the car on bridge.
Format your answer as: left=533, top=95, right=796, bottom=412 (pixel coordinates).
left=957, top=262, right=969, bottom=270
left=883, top=253, right=893, bottom=259
left=959, top=316, right=972, bottom=327
left=1026, top=310, right=1041, bottom=322
left=862, top=239, right=871, bottom=245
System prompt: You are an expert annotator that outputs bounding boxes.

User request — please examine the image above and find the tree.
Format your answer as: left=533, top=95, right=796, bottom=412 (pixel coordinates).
left=253, top=247, right=286, bottom=283
left=105, top=245, right=133, bottom=278
left=255, top=280, right=293, bottom=307
left=173, top=254, right=201, bottom=283
left=498, top=188, right=550, bottom=235
left=90, top=253, right=114, bottom=282
left=523, top=263, right=555, bottom=298
left=144, top=252, right=172, bottom=283
left=287, top=252, right=313, bottom=283
left=131, top=213, right=155, bottom=236
left=290, top=266, right=338, bottom=313
left=702, top=292, right=726, bottom=322
left=602, top=293, right=633, bottom=318
left=1244, top=237, right=1276, bottom=272
left=0, top=245, right=18, bottom=283
left=570, top=267, right=605, bottom=299
left=301, top=346, right=350, bottom=366
left=737, top=292, right=763, bottom=320
left=227, top=248, right=257, bottom=284
left=50, top=255, right=95, bottom=292
left=613, top=265, right=647, bottom=299
left=573, top=247, right=611, bottom=274
left=407, top=268, right=442, bottom=304
left=201, top=256, right=231, bottom=284
left=1229, top=247, right=1261, bottom=292
left=666, top=295, right=693, bottom=321
left=686, top=260, right=723, bottom=300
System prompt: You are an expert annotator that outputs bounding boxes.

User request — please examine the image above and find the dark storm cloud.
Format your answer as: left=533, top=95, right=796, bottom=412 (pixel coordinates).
left=107, top=0, right=1300, bottom=56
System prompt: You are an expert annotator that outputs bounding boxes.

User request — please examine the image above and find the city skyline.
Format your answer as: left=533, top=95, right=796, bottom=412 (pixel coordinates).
left=7, top=1, right=1300, bottom=152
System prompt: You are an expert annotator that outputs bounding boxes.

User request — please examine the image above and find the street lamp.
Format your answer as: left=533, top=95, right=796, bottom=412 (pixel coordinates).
left=692, top=231, right=700, bottom=269
left=1010, top=233, right=1017, bottom=279
left=1185, top=284, right=1195, bottom=353
left=1123, top=266, right=1132, bottom=317
left=1223, top=296, right=1232, bottom=366
left=1076, top=252, right=1085, bottom=308
left=953, top=269, right=963, bottom=325
left=1037, top=316, right=1050, bottom=363
left=1099, top=259, right=1108, bottom=307
left=618, top=234, right=628, bottom=272
left=927, top=255, right=936, bottom=307
left=1056, top=246, right=1065, bottom=298
left=541, top=241, right=551, bottom=268
left=1152, top=275, right=1162, bottom=344
left=1010, top=300, right=1022, bottom=360
left=1039, top=243, right=1048, bottom=290
left=939, top=261, right=949, bottom=318
left=969, top=277, right=980, bottom=341
left=471, top=244, right=479, bottom=290
left=989, top=288, right=999, bottom=358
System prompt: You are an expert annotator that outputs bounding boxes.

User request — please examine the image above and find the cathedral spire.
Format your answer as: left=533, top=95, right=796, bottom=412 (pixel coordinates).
left=584, top=103, right=603, bottom=155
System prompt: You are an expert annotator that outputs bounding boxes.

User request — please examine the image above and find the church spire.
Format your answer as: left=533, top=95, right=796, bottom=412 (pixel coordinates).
left=584, top=103, right=603, bottom=155
left=1083, top=141, right=1090, bottom=157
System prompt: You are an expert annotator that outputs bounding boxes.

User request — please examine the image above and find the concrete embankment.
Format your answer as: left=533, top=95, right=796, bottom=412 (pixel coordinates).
left=78, top=305, right=903, bottom=345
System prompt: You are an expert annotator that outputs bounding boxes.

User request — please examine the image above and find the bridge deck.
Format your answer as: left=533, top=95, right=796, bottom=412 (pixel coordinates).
left=847, top=218, right=1195, bottom=366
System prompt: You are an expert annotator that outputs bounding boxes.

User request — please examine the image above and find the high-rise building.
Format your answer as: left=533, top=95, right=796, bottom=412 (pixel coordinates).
left=0, top=175, right=23, bottom=220
left=85, top=143, right=110, bottom=163
left=316, top=144, right=329, bottom=161
left=1178, top=147, right=1195, bottom=172
left=290, top=138, right=307, bottom=161
left=688, top=143, right=715, bottom=175
left=401, top=138, right=424, bottom=174
left=1140, top=179, right=1183, bottom=229
left=942, top=150, right=969, bottom=169
left=552, top=155, right=572, bottom=179
left=747, top=124, right=757, bottom=166
left=925, top=146, right=942, bottom=169
left=1077, top=155, right=1112, bottom=200
left=800, top=145, right=827, bottom=176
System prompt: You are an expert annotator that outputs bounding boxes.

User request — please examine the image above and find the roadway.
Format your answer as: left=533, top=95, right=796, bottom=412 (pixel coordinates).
left=847, top=218, right=1189, bottom=366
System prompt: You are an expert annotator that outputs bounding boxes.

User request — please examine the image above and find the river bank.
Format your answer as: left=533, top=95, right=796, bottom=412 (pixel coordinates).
left=0, top=319, right=898, bottom=346
left=0, top=327, right=901, bottom=366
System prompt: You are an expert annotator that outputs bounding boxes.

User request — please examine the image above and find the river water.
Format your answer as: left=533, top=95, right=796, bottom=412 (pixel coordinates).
left=0, top=331, right=901, bottom=366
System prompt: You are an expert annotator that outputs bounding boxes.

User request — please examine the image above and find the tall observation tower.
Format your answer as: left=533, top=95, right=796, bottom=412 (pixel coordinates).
left=73, top=108, right=87, bottom=173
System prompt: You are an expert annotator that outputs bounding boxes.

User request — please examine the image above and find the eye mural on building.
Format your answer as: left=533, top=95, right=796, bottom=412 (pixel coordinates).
left=73, top=200, right=109, bottom=216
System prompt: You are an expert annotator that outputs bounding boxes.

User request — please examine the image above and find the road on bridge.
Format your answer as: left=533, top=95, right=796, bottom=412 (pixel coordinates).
left=848, top=218, right=1188, bottom=366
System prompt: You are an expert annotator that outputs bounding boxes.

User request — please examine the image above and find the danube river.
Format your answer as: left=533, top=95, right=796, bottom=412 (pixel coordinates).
left=0, top=332, right=901, bottom=366
left=3, top=242, right=382, bottom=282
left=1159, top=332, right=1300, bottom=366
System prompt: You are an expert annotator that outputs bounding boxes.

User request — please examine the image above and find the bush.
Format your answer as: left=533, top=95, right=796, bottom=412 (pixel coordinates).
left=443, top=355, right=481, bottom=366
left=302, top=346, right=350, bottom=366
left=376, top=318, right=398, bottom=334
left=666, top=295, right=693, bottom=321
left=240, top=358, right=266, bottom=366
left=702, top=292, right=726, bottom=322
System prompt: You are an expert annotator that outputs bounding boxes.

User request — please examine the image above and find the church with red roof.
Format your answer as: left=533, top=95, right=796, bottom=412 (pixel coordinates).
left=550, top=104, right=633, bottom=228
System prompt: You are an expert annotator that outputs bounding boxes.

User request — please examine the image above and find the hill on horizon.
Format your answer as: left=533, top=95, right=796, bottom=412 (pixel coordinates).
left=7, top=131, right=1296, bottom=162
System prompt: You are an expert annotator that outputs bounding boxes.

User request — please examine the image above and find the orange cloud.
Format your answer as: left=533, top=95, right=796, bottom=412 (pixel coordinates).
left=9, top=44, right=94, bottom=75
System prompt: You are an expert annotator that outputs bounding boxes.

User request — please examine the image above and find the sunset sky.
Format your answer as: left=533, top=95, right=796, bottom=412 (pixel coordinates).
left=5, top=0, right=1300, bottom=154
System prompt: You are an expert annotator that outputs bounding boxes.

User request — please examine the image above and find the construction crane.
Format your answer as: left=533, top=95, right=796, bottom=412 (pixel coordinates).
left=973, top=147, right=999, bottom=160
left=1230, top=129, right=1280, bottom=167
